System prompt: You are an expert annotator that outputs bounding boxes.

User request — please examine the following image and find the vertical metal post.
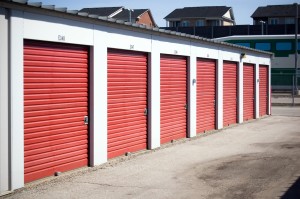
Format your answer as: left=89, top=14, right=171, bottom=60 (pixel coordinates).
left=127, top=9, right=133, bottom=23
left=260, top=20, right=265, bottom=35
left=292, top=75, right=295, bottom=106
left=247, top=25, right=250, bottom=35
left=295, top=3, right=298, bottom=94
left=128, top=9, right=131, bottom=23
left=193, top=25, right=195, bottom=36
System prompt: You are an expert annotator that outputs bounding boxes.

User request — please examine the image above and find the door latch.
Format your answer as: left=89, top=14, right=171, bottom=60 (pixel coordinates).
left=144, top=108, right=148, bottom=116
left=84, top=116, right=88, bottom=125
left=184, top=104, right=188, bottom=110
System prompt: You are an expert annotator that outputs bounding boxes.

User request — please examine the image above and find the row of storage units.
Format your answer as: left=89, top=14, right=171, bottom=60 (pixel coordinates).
left=0, top=1, right=272, bottom=194
left=24, top=42, right=271, bottom=182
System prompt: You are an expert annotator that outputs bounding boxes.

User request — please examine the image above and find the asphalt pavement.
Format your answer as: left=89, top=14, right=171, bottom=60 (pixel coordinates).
left=3, top=106, right=300, bottom=199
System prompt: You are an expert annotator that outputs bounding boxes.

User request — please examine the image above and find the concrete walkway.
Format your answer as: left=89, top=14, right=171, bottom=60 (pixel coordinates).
left=4, top=107, right=300, bottom=199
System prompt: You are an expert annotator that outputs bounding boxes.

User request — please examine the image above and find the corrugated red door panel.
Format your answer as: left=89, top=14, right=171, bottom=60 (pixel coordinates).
left=160, top=54, right=187, bottom=144
left=196, top=58, right=216, bottom=133
left=107, top=49, right=147, bottom=159
left=223, top=61, right=237, bottom=126
left=24, top=40, right=88, bottom=183
left=259, top=65, right=268, bottom=116
left=243, top=63, right=255, bottom=121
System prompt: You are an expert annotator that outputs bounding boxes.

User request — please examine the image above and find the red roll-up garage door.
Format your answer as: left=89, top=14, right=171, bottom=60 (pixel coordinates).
left=243, top=63, right=255, bottom=121
left=259, top=65, right=268, bottom=116
left=223, top=61, right=237, bottom=126
left=107, top=49, right=148, bottom=159
left=160, top=54, right=187, bottom=144
left=24, top=41, right=89, bottom=183
left=196, top=58, right=216, bottom=133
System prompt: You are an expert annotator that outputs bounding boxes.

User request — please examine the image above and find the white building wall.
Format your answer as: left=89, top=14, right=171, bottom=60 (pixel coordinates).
left=23, top=12, right=94, bottom=45
left=192, top=43, right=219, bottom=131
left=218, top=48, right=242, bottom=128
left=192, top=43, right=219, bottom=60
left=257, top=57, right=272, bottom=116
left=0, top=8, right=9, bottom=195
left=255, top=63, right=260, bottom=119
left=103, top=26, right=152, bottom=52
left=268, top=63, right=272, bottom=115
left=91, top=28, right=108, bottom=165
left=150, top=35, right=193, bottom=143
left=10, top=10, right=25, bottom=190
left=0, top=6, right=272, bottom=192
left=188, top=46, right=197, bottom=138
left=238, top=61, right=244, bottom=123
left=216, top=52, right=223, bottom=129
left=243, top=54, right=262, bottom=121
left=154, top=36, right=191, bottom=56
left=149, top=39, right=161, bottom=148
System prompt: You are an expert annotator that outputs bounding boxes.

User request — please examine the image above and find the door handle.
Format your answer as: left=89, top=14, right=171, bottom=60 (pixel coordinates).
left=84, top=116, right=88, bottom=125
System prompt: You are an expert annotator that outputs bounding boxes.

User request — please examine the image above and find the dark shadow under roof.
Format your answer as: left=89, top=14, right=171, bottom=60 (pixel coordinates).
left=251, top=4, right=300, bottom=18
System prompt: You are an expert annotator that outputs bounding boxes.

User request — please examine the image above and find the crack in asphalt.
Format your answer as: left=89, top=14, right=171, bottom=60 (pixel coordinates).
left=73, top=181, right=201, bottom=191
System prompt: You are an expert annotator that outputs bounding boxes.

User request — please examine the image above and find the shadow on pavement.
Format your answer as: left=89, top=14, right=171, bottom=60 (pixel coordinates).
left=281, top=177, right=300, bottom=199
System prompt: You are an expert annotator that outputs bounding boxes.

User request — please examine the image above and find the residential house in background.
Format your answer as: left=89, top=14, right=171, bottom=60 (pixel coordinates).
left=80, top=7, right=157, bottom=27
left=164, top=6, right=235, bottom=27
left=80, top=7, right=124, bottom=18
left=251, top=4, right=300, bottom=25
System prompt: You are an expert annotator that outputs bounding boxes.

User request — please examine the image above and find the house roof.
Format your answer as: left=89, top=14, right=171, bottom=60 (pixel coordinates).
left=251, top=4, right=300, bottom=18
left=79, top=7, right=123, bottom=17
left=114, top=9, right=157, bottom=27
left=79, top=7, right=157, bottom=27
left=114, top=9, right=148, bottom=20
left=0, top=0, right=272, bottom=56
left=164, top=6, right=234, bottom=20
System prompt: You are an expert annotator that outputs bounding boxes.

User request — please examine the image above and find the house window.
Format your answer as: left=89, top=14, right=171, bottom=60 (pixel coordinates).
left=276, top=42, right=292, bottom=51
left=269, top=18, right=279, bottom=24
left=196, top=20, right=205, bottom=26
left=170, top=21, right=180, bottom=27
left=235, top=43, right=251, bottom=48
left=181, top=21, right=190, bottom=27
left=211, top=20, right=220, bottom=26
left=285, top=18, right=295, bottom=24
left=255, top=43, right=271, bottom=51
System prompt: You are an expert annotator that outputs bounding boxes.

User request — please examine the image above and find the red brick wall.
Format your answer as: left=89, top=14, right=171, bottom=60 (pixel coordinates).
left=137, top=11, right=155, bottom=27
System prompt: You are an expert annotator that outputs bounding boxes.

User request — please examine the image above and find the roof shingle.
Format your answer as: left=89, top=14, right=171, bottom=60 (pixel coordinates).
left=164, top=6, right=232, bottom=19
left=79, top=7, right=123, bottom=17
left=251, top=4, right=300, bottom=18
left=114, top=9, right=148, bottom=20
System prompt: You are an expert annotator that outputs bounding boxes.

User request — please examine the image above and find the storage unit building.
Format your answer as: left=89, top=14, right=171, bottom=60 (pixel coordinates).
left=0, top=1, right=272, bottom=194
left=107, top=49, right=148, bottom=159
left=243, top=63, right=255, bottom=121
left=259, top=65, right=269, bottom=116
left=223, top=61, right=238, bottom=126
left=196, top=58, right=216, bottom=133
left=160, top=55, right=187, bottom=144
left=24, top=40, right=89, bottom=182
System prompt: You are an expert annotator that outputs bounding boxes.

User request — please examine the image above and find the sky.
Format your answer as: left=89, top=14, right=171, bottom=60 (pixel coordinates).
left=37, top=0, right=299, bottom=26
